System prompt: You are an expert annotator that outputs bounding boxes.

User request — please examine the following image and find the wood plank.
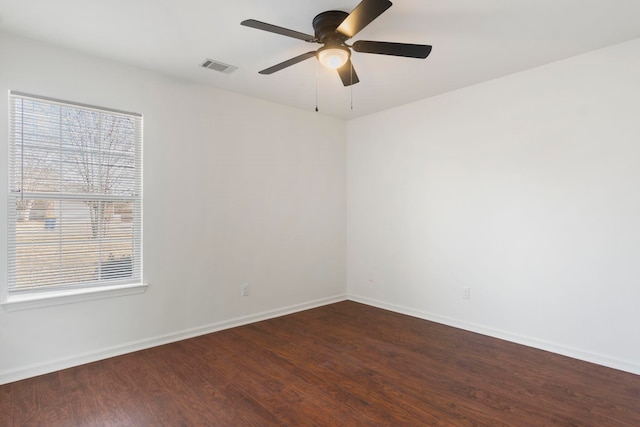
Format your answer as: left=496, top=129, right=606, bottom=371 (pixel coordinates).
left=0, top=382, right=12, bottom=427
left=58, top=365, right=104, bottom=426
left=10, top=372, right=70, bottom=427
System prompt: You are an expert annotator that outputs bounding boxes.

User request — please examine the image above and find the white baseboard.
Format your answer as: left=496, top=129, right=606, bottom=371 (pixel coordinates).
left=4, top=293, right=637, bottom=385
left=348, top=294, right=640, bottom=376
left=0, top=294, right=348, bottom=385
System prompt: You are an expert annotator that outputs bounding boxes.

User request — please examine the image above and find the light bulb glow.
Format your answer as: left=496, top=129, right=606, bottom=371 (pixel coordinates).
left=317, top=47, right=349, bottom=69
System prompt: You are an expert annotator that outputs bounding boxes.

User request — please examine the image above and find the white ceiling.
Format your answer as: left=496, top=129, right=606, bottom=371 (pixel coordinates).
left=2, top=0, right=640, bottom=119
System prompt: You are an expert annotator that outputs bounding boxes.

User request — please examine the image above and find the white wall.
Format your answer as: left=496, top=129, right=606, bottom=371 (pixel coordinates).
left=0, top=32, right=346, bottom=383
left=348, top=38, right=640, bottom=374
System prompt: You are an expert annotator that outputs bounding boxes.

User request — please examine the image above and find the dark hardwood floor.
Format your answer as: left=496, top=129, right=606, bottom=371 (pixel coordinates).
left=2, top=301, right=639, bottom=426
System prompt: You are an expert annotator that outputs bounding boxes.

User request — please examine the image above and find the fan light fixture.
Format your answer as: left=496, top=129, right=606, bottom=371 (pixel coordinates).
left=317, top=47, right=350, bottom=69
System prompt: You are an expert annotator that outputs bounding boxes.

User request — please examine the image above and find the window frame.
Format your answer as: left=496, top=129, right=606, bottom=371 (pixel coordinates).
left=4, top=91, right=145, bottom=309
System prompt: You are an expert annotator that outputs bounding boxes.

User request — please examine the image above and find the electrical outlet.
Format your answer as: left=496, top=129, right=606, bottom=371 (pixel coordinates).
left=463, top=287, right=471, bottom=299
left=241, top=283, right=250, bottom=297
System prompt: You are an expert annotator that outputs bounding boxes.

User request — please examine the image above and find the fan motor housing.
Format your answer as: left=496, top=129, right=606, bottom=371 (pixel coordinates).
left=313, top=10, right=349, bottom=44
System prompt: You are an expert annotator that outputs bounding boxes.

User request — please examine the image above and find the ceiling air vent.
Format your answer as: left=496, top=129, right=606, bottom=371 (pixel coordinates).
left=200, top=59, right=238, bottom=74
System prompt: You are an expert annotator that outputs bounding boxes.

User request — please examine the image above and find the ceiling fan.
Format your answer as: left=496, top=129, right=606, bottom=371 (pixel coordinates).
left=241, top=0, right=432, bottom=86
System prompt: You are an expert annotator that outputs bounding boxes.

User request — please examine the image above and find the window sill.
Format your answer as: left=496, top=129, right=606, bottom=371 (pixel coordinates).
left=1, top=283, right=149, bottom=312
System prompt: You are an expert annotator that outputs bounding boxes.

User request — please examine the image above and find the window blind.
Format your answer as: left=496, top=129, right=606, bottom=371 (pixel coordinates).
left=8, top=91, right=142, bottom=292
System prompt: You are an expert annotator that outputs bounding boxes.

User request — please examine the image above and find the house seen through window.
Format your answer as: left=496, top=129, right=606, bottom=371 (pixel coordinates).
left=8, top=92, right=142, bottom=292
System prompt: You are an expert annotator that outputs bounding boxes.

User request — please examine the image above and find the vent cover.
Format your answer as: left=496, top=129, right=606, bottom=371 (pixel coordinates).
left=200, top=59, right=238, bottom=74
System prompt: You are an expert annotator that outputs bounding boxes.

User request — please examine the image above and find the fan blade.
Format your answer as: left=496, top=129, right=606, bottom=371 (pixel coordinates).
left=337, top=60, right=360, bottom=86
left=336, top=0, right=392, bottom=38
left=353, top=40, right=432, bottom=58
left=259, top=51, right=317, bottom=75
left=241, top=19, right=316, bottom=42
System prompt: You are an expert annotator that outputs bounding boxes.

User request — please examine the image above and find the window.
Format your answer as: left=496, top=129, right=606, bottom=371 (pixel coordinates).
left=8, top=92, right=142, bottom=295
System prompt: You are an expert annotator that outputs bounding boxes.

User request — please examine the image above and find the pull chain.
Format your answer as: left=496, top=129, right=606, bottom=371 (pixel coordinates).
left=315, top=61, right=319, bottom=112
left=350, top=62, right=354, bottom=110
